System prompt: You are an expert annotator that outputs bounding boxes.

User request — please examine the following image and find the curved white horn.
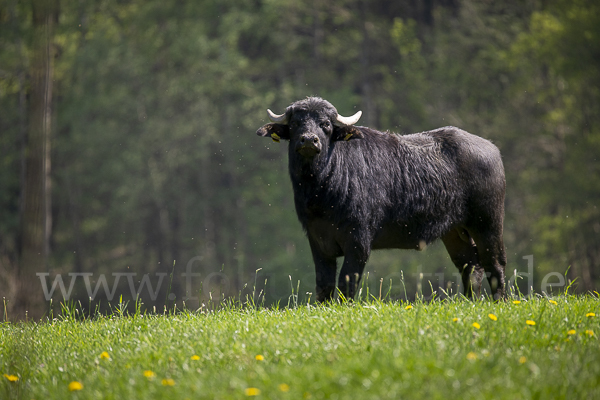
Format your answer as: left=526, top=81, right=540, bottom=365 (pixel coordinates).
left=334, top=110, right=362, bottom=127
left=267, top=109, right=289, bottom=124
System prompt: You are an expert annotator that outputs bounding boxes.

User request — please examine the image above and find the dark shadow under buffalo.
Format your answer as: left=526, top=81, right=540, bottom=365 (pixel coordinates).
left=256, top=97, right=507, bottom=301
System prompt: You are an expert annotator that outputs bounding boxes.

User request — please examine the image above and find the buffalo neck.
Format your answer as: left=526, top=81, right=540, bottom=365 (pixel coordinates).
left=287, top=142, right=339, bottom=222
left=288, top=143, right=333, bottom=185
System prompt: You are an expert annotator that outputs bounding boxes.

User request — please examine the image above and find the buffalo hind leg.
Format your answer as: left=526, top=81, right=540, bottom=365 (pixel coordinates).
left=468, top=229, right=507, bottom=300
left=442, top=228, right=484, bottom=299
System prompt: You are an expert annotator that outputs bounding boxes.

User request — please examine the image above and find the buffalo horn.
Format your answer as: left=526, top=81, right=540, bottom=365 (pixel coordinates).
left=334, top=111, right=362, bottom=127
left=267, top=109, right=289, bottom=124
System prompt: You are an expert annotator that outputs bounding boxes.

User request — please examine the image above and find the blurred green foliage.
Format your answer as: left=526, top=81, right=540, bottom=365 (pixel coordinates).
left=1, top=0, right=599, bottom=310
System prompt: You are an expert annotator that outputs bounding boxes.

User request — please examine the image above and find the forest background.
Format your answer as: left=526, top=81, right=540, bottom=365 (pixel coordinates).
left=1, top=0, right=599, bottom=319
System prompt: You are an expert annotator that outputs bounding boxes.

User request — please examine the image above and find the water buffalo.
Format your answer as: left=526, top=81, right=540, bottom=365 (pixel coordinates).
left=256, top=97, right=506, bottom=301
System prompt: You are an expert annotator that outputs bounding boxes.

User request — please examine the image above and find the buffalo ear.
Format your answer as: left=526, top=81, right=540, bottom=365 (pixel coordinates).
left=256, top=123, right=290, bottom=142
left=332, top=126, right=364, bottom=142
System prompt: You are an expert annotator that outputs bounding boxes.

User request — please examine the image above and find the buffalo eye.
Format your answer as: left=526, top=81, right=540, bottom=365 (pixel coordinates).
left=320, top=120, right=331, bottom=130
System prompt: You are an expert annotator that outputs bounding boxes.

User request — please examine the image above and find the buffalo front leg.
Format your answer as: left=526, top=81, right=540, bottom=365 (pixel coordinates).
left=338, top=244, right=370, bottom=301
left=308, top=238, right=338, bottom=303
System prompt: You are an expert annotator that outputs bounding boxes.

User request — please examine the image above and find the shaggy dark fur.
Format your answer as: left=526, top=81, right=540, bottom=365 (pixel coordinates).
left=257, top=97, right=507, bottom=301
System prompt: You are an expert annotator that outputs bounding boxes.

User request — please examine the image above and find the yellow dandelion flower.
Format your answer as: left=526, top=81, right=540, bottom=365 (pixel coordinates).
left=549, top=300, right=557, bottom=305
left=161, top=378, right=175, bottom=386
left=567, top=329, right=576, bottom=335
left=472, top=322, right=481, bottom=329
left=586, top=312, right=595, bottom=318
left=405, top=305, right=413, bottom=310
left=466, top=352, right=477, bottom=361
left=143, top=370, right=156, bottom=379
left=279, top=383, right=290, bottom=392
left=191, top=355, right=200, bottom=361
left=68, top=381, right=83, bottom=391
left=452, top=318, right=458, bottom=322
left=518, top=356, right=527, bottom=364
left=488, top=314, right=498, bottom=321
left=255, top=355, right=264, bottom=361
left=3, top=374, right=18, bottom=382
left=245, top=387, right=261, bottom=396
left=584, top=330, right=594, bottom=337
left=100, top=351, right=110, bottom=360
left=512, top=300, right=521, bottom=305
left=525, top=320, right=536, bottom=326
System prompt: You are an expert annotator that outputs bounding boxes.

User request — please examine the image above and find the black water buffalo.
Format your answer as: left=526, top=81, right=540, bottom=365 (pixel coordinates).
left=256, top=97, right=506, bottom=301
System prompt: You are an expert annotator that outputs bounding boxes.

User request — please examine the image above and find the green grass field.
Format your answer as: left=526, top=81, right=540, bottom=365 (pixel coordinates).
left=1, top=295, right=599, bottom=399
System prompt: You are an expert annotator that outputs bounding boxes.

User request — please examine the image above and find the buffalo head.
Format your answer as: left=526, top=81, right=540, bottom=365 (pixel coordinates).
left=256, top=97, right=363, bottom=159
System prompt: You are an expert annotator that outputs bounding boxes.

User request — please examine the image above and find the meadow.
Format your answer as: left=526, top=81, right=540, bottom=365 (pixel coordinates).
left=1, top=294, right=599, bottom=399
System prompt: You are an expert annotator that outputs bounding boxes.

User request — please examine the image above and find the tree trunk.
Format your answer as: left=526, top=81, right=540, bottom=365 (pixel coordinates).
left=14, top=0, right=56, bottom=321
left=360, top=0, right=375, bottom=127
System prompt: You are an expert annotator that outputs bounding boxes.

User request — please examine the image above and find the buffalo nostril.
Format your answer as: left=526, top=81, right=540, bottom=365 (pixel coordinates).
left=313, top=137, right=319, bottom=144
